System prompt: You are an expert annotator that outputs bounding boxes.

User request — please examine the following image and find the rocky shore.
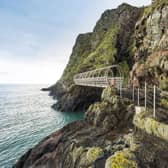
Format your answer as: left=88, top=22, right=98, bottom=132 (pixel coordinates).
left=14, top=87, right=168, bottom=168
left=14, top=0, right=168, bottom=167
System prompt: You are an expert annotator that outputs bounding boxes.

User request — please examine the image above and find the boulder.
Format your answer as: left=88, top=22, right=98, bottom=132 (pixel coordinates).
left=85, top=87, right=134, bottom=130
left=133, top=111, right=168, bottom=142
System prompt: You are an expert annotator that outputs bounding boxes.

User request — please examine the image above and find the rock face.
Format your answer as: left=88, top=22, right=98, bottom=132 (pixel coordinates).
left=133, top=110, right=168, bottom=141
left=50, top=3, right=142, bottom=112
left=85, top=87, right=134, bottom=130
left=52, top=85, right=103, bottom=112
left=130, top=0, right=168, bottom=90
left=14, top=87, right=168, bottom=168
left=14, top=121, right=129, bottom=168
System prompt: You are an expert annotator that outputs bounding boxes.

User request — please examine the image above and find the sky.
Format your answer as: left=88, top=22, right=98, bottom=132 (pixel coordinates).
left=0, top=0, right=151, bottom=84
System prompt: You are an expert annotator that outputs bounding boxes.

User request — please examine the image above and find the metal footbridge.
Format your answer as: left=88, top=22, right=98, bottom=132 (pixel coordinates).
left=73, top=65, right=123, bottom=89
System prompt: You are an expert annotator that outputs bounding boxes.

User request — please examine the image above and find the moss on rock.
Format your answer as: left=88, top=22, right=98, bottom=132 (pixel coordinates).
left=130, top=0, right=168, bottom=88
left=85, top=101, right=119, bottom=129
left=159, top=77, right=168, bottom=91
left=85, top=87, right=135, bottom=130
left=81, top=24, right=119, bottom=70
left=86, top=147, right=104, bottom=163
left=101, top=87, right=117, bottom=103
left=133, top=111, right=168, bottom=141
left=105, top=150, right=138, bottom=168
left=160, top=98, right=168, bottom=108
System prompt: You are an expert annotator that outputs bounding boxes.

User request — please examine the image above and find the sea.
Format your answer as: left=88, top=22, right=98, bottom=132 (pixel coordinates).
left=0, top=84, right=84, bottom=168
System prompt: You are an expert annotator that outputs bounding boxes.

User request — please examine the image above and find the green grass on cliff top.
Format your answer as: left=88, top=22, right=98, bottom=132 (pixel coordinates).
left=62, top=24, right=120, bottom=85
left=79, top=24, right=119, bottom=71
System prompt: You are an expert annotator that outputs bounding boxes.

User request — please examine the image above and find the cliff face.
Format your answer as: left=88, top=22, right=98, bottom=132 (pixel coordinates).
left=130, top=0, right=168, bottom=89
left=52, top=3, right=142, bottom=112
left=62, top=4, right=142, bottom=85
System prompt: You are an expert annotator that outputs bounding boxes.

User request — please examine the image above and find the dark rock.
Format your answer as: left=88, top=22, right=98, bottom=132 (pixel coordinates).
left=41, top=88, right=50, bottom=91
left=52, top=85, right=103, bottom=112
left=13, top=121, right=129, bottom=168
left=85, top=87, right=135, bottom=130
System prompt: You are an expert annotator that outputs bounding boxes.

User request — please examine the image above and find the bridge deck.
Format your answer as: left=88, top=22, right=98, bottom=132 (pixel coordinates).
left=74, top=77, right=123, bottom=88
left=73, top=65, right=123, bottom=89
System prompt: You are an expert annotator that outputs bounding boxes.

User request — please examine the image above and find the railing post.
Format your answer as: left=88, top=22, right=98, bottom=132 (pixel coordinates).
left=106, top=76, right=108, bottom=88
left=153, top=85, right=156, bottom=118
left=138, top=88, right=140, bottom=106
left=132, top=85, right=135, bottom=101
left=145, top=82, right=147, bottom=109
left=120, top=78, right=122, bottom=98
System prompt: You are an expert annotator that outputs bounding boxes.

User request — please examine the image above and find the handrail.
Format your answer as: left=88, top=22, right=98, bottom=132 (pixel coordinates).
left=74, top=65, right=122, bottom=79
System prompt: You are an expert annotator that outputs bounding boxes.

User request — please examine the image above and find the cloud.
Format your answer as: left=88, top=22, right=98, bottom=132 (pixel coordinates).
left=0, top=58, right=64, bottom=84
left=0, top=72, right=8, bottom=75
left=0, top=0, right=151, bottom=84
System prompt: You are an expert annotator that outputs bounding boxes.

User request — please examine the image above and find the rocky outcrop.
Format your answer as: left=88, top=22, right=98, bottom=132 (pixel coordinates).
left=14, top=121, right=130, bottom=168
left=130, top=1, right=168, bottom=90
left=14, top=88, right=132, bottom=168
left=14, top=87, right=168, bottom=168
left=85, top=87, right=134, bottom=130
left=133, top=110, right=168, bottom=141
left=52, top=85, right=103, bottom=112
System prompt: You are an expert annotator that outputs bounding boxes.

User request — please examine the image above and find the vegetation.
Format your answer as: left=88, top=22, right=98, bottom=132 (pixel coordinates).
left=119, top=61, right=130, bottom=86
left=106, top=152, right=138, bottom=168
left=143, top=0, right=168, bottom=17
left=61, top=33, right=93, bottom=85
left=160, top=98, right=168, bottom=108
left=152, top=0, right=168, bottom=10
left=160, top=78, right=168, bottom=91
left=58, top=3, right=143, bottom=89
left=86, top=147, right=104, bottom=163
left=82, top=24, right=119, bottom=69
left=61, top=24, right=120, bottom=85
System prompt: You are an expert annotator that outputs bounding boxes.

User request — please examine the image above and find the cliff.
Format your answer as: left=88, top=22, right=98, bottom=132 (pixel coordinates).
left=14, top=1, right=168, bottom=168
left=51, top=3, right=142, bottom=112
left=50, top=1, right=168, bottom=113
left=130, top=0, right=168, bottom=89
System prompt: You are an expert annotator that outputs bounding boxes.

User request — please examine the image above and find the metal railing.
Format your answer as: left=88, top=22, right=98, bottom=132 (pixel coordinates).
left=73, top=65, right=124, bottom=89
left=74, top=77, right=123, bottom=89
left=73, top=66, right=167, bottom=121
left=121, top=82, right=167, bottom=121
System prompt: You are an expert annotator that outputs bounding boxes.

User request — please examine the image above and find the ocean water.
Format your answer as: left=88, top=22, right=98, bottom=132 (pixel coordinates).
left=0, top=84, right=84, bottom=168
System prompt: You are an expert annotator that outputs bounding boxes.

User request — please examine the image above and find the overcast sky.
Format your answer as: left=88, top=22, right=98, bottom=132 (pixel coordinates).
left=0, top=0, right=151, bottom=84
